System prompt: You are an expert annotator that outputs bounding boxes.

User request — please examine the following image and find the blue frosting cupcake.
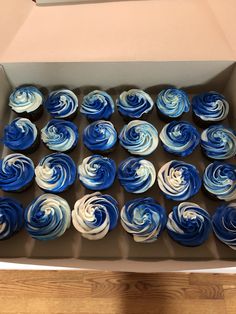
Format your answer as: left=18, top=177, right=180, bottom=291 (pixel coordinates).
left=45, top=89, right=78, bottom=120
left=25, top=194, right=71, bottom=241
left=160, top=121, right=200, bottom=157
left=41, top=119, right=78, bottom=152
left=167, top=202, right=211, bottom=246
left=72, top=192, right=119, bottom=240
left=0, top=197, right=24, bottom=240
left=212, top=202, right=236, bottom=249
left=119, top=120, right=159, bottom=156
left=158, top=160, right=201, bottom=201
left=201, top=125, right=236, bottom=160
left=117, top=89, right=154, bottom=120
left=118, top=157, right=156, bottom=194
left=83, top=120, right=117, bottom=153
left=121, top=197, right=167, bottom=243
left=155, top=88, right=190, bottom=120
left=0, top=153, right=34, bottom=192
left=80, top=90, right=114, bottom=121
left=203, top=162, right=236, bottom=201
left=78, top=155, right=116, bottom=190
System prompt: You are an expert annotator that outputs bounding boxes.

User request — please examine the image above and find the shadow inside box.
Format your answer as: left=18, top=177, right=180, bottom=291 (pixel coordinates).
left=145, top=83, right=176, bottom=95
left=0, top=228, right=29, bottom=258
left=213, top=235, right=236, bottom=260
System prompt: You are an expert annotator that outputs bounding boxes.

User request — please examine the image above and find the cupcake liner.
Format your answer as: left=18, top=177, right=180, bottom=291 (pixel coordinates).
left=13, top=105, right=44, bottom=122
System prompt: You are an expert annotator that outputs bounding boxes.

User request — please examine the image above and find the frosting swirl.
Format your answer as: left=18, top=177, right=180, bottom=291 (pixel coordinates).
left=203, top=162, right=236, bottom=201
left=78, top=155, right=116, bottom=190
left=118, top=157, right=156, bottom=193
left=72, top=192, right=119, bottom=240
left=158, top=160, right=201, bottom=201
left=25, top=194, right=71, bottom=240
left=35, top=153, right=76, bottom=193
left=167, top=202, right=211, bottom=246
left=119, top=120, right=159, bottom=156
left=121, top=197, right=167, bottom=243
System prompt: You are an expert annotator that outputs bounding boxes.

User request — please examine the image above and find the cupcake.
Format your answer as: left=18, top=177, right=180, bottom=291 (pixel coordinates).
left=72, top=192, right=119, bottom=240
left=45, top=89, right=78, bottom=120
left=118, top=157, right=156, bottom=194
left=0, top=197, right=24, bottom=240
left=35, top=153, right=76, bottom=193
left=155, top=88, right=190, bottom=121
left=201, top=125, right=236, bottom=160
left=9, top=86, right=43, bottom=121
left=83, top=120, right=117, bottom=153
left=80, top=90, right=114, bottom=121
left=121, top=197, right=167, bottom=243
left=78, top=155, right=116, bottom=190
left=203, top=161, right=236, bottom=201
left=0, top=153, right=34, bottom=192
left=158, top=160, right=201, bottom=201
left=119, top=120, right=158, bottom=156
left=3, top=118, right=39, bottom=153
left=41, top=119, right=78, bottom=152
left=25, top=194, right=71, bottom=240
left=160, top=121, right=200, bottom=157
left=192, top=92, right=229, bottom=127
left=167, top=202, right=211, bottom=246
left=212, top=203, right=236, bottom=249
left=116, top=89, right=154, bottom=120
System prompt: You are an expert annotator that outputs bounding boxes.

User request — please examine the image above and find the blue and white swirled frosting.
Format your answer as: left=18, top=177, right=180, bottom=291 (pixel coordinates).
left=72, top=192, right=119, bottom=240
left=117, top=89, right=154, bottom=119
left=192, top=92, right=229, bottom=122
left=121, top=197, right=167, bottom=243
left=0, top=153, right=34, bottom=192
left=118, top=157, right=156, bottom=193
left=35, top=153, right=76, bottom=193
left=3, top=118, right=38, bottom=152
left=158, top=160, right=201, bottom=201
left=203, top=162, right=236, bottom=201
left=83, top=120, right=117, bottom=152
left=25, top=194, right=71, bottom=241
left=41, top=119, right=78, bottom=152
left=0, top=197, right=24, bottom=240
left=45, top=89, right=78, bottom=119
left=167, top=202, right=211, bottom=246
left=80, top=90, right=114, bottom=120
left=78, top=155, right=116, bottom=190
left=201, top=125, right=236, bottom=160
left=119, top=120, right=159, bottom=156
left=212, top=203, right=236, bottom=249
left=156, top=88, right=190, bottom=118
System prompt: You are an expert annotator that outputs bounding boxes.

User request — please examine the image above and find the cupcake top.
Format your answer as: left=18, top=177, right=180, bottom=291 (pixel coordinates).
left=80, top=90, right=114, bottom=121
left=9, top=86, right=43, bottom=114
left=3, top=118, right=38, bottom=152
left=0, top=197, right=24, bottom=240
left=156, top=88, right=190, bottom=118
left=78, top=155, right=116, bottom=190
left=167, top=202, right=211, bottom=246
left=0, top=153, right=34, bottom=192
left=160, top=121, right=200, bottom=157
left=72, top=192, right=119, bottom=240
left=118, top=157, right=156, bottom=194
left=158, top=160, right=201, bottom=201
left=192, top=91, right=229, bottom=122
left=119, top=120, right=159, bottom=156
left=117, top=89, right=154, bottom=119
left=83, top=120, right=117, bottom=152
left=41, top=119, right=78, bottom=152
left=35, top=153, right=76, bottom=193
left=45, top=89, right=78, bottom=118
left=121, top=197, right=167, bottom=243
left=25, top=194, right=71, bottom=241
left=212, top=203, right=236, bottom=249
left=203, top=161, right=236, bottom=201
left=201, top=125, right=236, bottom=160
